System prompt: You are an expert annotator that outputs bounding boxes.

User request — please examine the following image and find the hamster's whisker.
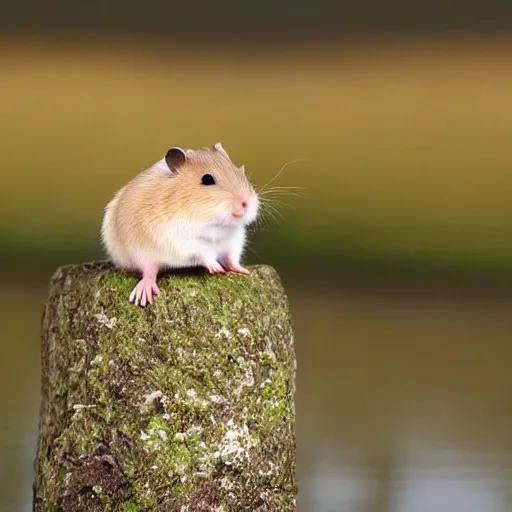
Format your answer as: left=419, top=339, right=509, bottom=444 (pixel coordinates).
left=260, top=186, right=305, bottom=193
left=259, top=196, right=287, bottom=210
left=259, top=196, right=296, bottom=211
left=243, top=238, right=261, bottom=259
left=260, top=193, right=299, bottom=209
left=253, top=213, right=273, bottom=231
left=260, top=185, right=305, bottom=191
left=259, top=185, right=306, bottom=201
left=259, top=158, right=310, bottom=193
left=258, top=204, right=280, bottom=223
left=259, top=189, right=305, bottom=200
left=260, top=202, right=285, bottom=224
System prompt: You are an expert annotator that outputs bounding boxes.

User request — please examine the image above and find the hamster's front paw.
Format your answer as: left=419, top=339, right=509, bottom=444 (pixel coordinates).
left=225, top=257, right=250, bottom=275
left=205, top=260, right=226, bottom=275
left=129, top=277, right=160, bottom=307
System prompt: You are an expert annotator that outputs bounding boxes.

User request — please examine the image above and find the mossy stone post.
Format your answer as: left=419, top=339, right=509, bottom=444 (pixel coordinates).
left=34, top=262, right=296, bottom=511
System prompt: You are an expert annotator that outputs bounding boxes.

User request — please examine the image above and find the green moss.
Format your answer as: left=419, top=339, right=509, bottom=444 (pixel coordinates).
left=34, top=262, right=297, bottom=511
left=120, top=501, right=142, bottom=512
left=94, top=487, right=111, bottom=509
left=102, top=272, right=138, bottom=296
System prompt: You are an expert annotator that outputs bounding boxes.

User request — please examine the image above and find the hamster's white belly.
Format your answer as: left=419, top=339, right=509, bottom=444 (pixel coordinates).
left=155, top=221, right=246, bottom=269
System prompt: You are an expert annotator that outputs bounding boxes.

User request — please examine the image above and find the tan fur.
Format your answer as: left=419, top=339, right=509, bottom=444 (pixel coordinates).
left=101, top=145, right=258, bottom=271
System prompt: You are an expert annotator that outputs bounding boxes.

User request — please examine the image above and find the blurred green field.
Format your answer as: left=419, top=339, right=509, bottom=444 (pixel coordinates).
left=2, top=35, right=512, bottom=278
left=2, top=34, right=512, bottom=511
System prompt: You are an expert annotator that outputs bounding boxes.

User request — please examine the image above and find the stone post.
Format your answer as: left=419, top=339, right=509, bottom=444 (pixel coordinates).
left=33, top=262, right=296, bottom=511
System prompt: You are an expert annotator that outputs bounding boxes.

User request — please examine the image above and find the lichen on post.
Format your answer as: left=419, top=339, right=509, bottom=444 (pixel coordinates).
left=33, top=262, right=297, bottom=511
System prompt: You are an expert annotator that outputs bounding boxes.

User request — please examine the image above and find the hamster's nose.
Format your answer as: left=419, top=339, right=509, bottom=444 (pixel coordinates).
left=232, top=199, right=248, bottom=218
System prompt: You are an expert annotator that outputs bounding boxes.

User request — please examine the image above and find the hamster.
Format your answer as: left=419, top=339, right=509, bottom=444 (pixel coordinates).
left=101, top=143, right=259, bottom=307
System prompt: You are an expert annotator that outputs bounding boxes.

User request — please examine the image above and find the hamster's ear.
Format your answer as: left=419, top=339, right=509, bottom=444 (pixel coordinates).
left=239, top=165, right=246, bottom=174
left=214, top=142, right=231, bottom=160
left=165, top=147, right=187, bottom=172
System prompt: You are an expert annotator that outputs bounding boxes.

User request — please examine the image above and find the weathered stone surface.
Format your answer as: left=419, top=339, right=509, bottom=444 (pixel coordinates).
left=34, top=262, right=296, bottom=511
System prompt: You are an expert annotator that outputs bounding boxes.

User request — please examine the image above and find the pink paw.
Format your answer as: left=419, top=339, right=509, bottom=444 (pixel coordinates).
left=226, top=260, right=250, bottom=275
left=129, top=277, right=160, bottom=307
left=206, top=261, right=226, bottom=275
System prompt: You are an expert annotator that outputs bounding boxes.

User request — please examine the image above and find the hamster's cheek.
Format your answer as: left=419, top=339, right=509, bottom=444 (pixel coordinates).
left=210, top=202, right=232, bottom=225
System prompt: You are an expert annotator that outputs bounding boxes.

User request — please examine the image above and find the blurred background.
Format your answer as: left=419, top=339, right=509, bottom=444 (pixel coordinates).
left=2, top=1, right=512, bottom=510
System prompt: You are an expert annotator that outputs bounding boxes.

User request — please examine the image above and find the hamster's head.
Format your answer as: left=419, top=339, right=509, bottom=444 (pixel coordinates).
left=161, top=143, right=259, bottom=227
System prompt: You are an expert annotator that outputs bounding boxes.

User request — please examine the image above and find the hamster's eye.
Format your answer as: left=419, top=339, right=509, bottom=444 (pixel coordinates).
left=201, top=174, right=216, bottom=186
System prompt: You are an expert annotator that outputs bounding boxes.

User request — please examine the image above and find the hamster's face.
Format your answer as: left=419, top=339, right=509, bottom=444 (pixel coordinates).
left=164, top=145, right=259, bottom=227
